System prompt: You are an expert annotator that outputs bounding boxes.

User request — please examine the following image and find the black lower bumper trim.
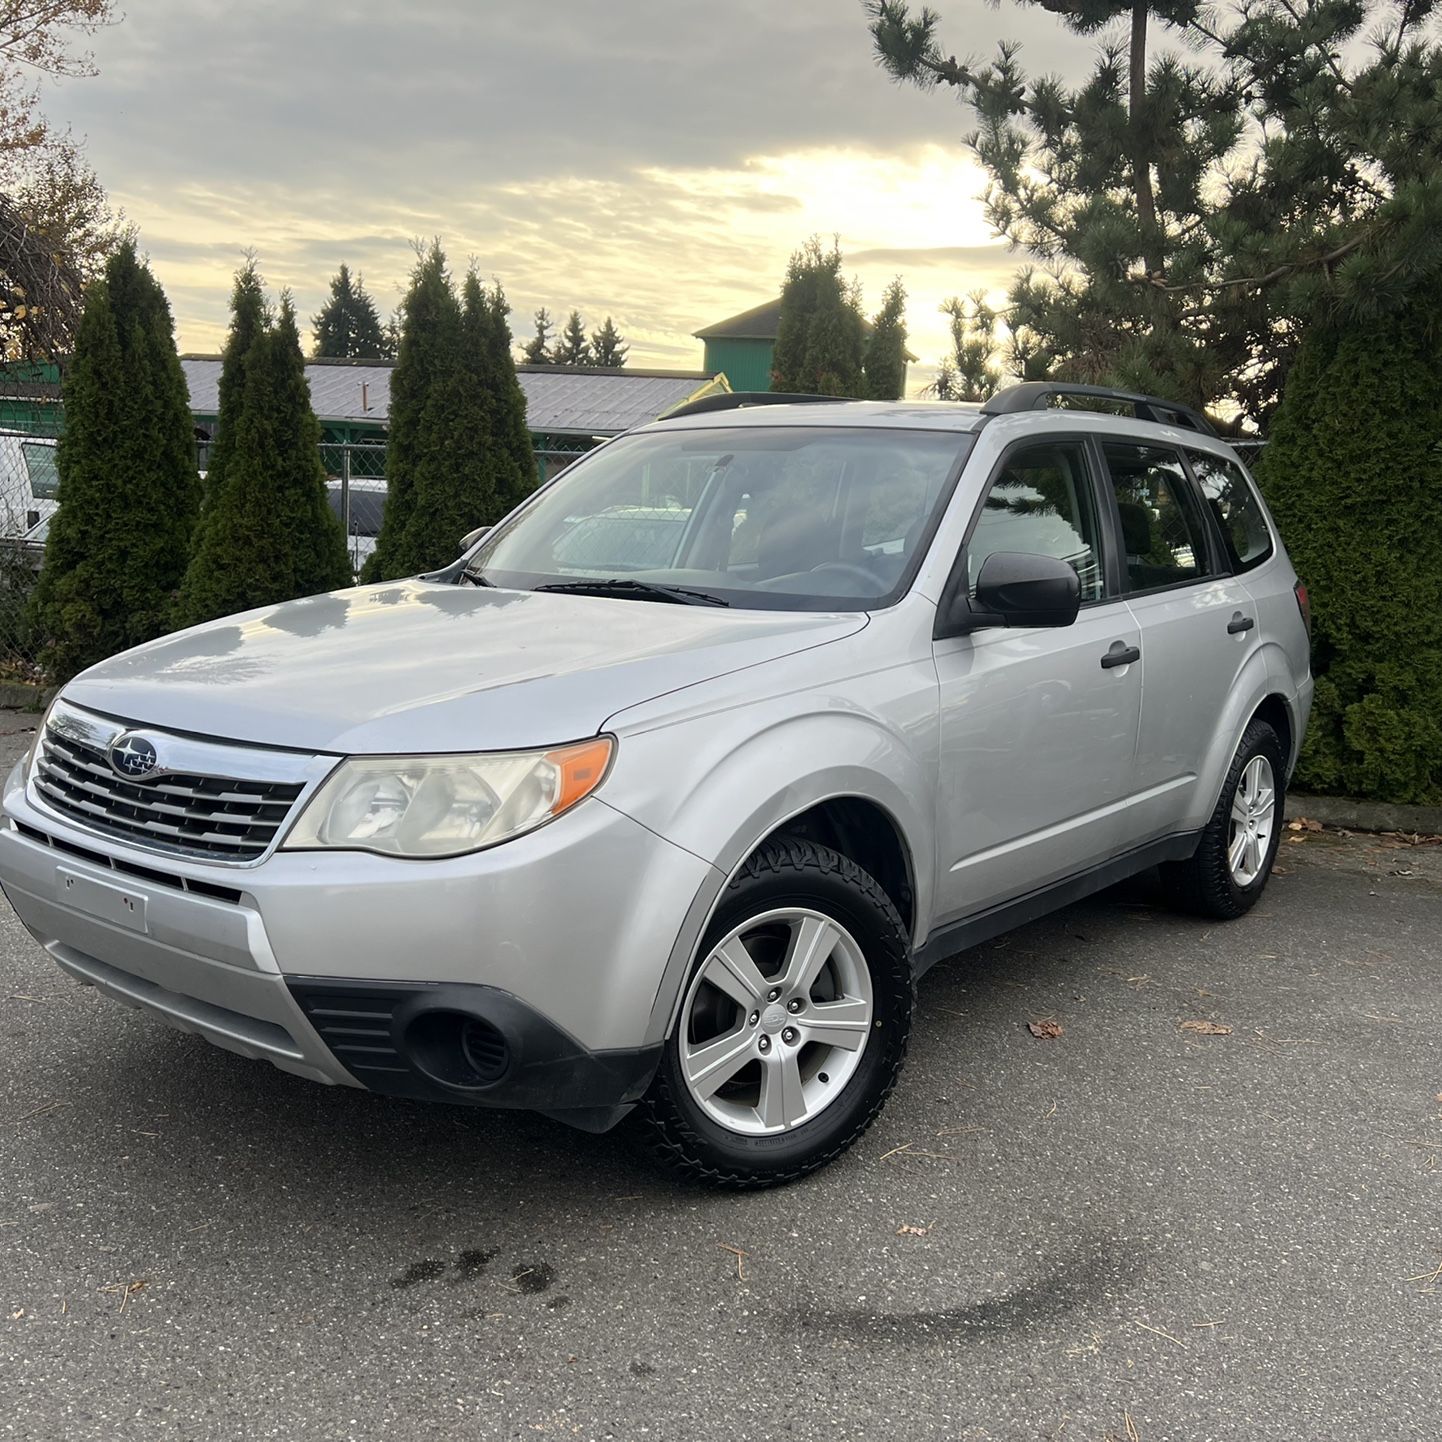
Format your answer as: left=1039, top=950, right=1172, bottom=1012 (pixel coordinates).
left=286, top=977, right=660, bottom=1125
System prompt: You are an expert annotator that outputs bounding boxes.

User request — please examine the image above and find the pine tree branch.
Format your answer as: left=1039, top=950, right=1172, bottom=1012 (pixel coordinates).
left=1131, top=231, right=1374, bottom=296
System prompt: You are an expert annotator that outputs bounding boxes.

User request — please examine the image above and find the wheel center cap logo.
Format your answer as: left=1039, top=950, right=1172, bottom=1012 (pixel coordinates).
left=109, top=734, right=159, bottom=780
left=761, top=1002, right=787, bottom=1032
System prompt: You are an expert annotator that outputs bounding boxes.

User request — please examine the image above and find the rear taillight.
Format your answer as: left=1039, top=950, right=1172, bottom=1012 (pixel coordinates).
left=1293, top=579, right=1311, bottom=639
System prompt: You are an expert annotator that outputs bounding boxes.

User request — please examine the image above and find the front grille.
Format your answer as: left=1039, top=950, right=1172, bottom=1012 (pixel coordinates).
left=34, top=727, right=304, bottom=863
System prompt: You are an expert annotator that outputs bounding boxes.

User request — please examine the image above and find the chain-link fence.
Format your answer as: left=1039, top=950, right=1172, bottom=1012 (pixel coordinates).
left=0, top=371, right=64, bottom=691
left=318, top=441, right=389, bottom=576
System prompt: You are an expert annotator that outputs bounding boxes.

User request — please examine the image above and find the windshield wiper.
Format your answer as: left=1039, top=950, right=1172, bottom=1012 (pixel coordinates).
left=459, top=564, right=495, bottom=587
left=533, top=578, right=730, bottom=607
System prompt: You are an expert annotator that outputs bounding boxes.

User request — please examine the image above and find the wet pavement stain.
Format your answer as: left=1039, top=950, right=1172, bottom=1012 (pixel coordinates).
left=511, top=1262, right=555, bottom=1294
left=390, top=1259, right=447, bottom=1290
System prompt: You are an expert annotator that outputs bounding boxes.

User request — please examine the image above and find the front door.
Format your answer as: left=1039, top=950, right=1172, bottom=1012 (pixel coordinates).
left=932, top=438, right=1143, bottom=928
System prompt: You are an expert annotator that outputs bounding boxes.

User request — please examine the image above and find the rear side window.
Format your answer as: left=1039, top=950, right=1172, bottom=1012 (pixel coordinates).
left=1188, top=451, right=1274, bottom=573
left=1100, top=442, right=1213, bottom=593
left=967, top=441, right=1105, bottom=601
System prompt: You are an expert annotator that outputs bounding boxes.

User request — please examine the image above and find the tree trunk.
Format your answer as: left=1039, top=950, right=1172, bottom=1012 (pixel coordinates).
left=1129, top=0, right=1164, bottom=278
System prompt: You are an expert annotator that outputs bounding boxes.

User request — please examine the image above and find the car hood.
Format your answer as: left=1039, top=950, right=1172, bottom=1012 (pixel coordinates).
left=62, top=581, right=869, bottom=754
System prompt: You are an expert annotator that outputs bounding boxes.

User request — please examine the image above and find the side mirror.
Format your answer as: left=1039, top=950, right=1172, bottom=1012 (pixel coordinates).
left=938, top=551, right=1081, bottom=637
left=458, top=525, right=489, bottom=556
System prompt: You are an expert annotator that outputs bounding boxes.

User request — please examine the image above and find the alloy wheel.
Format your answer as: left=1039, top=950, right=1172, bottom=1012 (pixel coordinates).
left=678, top=907, right=874, bottom=1136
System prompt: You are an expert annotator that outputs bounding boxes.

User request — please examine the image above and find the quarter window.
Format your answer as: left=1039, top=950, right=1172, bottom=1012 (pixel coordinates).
left=967, top=442, right=1105, bottom=602
left=1188, top=451, right=1274, bottom=573
left=1100, top=442, right=1212, bottom=593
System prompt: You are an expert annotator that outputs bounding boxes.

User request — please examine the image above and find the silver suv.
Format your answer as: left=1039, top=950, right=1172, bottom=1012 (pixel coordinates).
left=0, top=384, right=1312, bottom=1187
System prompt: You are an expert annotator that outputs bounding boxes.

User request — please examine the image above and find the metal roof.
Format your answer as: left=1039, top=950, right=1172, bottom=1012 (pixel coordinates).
left=694, top=297, right=785, bottom=341
left=179, top=358, right=727, bottom=438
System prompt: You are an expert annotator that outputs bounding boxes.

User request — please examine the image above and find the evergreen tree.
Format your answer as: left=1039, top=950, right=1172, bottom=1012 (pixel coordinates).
left=479, top=280, right=538, bottom=518
left=392, top=269, right=495, bottom=570
left=867, top=0, right=1442, bottom=421
left=32, top=240, right=200, bottom=681
left=862, top=278, right=908, bottom=400
left=1255, top=312, right=1442, bottom=804
left=521, top=306, right=554, bottom=364
left=201, top=260, right=267, bottom=508
left=589, top=315, right=628, bottom=368
left=174, top=295, right=352, bottom=626
left=312, top=263, right=393, bottom=359
left=554, top=309, right=591, bottom=366
left=771, top=238, right=865, bottom=396
left=363, top=242, right=462, bottom=581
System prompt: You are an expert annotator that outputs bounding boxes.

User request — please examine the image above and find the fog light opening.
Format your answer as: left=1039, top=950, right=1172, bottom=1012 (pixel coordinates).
left=402, top=1009, right=511, bottom=1090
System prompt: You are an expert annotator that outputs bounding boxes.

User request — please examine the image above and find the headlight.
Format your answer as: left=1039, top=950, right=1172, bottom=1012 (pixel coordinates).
left=281, top=737, right=614, bottom=858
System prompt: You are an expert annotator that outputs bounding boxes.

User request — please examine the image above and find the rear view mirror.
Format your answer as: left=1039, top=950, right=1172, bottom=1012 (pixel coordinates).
left=459, top=526, right=489, bottom=556
left=938, top=551, right=1081, bottom=637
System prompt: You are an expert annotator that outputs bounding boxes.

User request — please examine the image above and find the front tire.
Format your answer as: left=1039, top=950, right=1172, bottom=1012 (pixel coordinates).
left=1161, top=717, right=1286, bottom=919
left=642, top=838, right=912, bottom=1188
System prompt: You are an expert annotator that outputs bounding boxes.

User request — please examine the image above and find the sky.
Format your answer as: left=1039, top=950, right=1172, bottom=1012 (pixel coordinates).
left=42, top=0, right=1096, bottom=390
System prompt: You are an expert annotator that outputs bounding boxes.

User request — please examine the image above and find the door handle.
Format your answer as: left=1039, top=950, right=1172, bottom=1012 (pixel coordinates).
left=1227, top=613, right=1256, bottom=635
left=1100, top=641, right=1140, bottom=670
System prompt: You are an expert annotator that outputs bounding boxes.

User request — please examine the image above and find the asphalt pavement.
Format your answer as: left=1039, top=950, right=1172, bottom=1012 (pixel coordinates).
left=1, top=716, right=1439, bottom=1441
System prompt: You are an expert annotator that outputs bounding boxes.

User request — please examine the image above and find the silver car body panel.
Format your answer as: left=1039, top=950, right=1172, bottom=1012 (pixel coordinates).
left=0, top=400, right=1314, bottom=1096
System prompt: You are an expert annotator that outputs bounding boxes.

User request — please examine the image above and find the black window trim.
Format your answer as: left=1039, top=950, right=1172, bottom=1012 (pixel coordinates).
left=936, top=430, right=1124, bottom=638
left=1090, top=434, right=1224, bottom=600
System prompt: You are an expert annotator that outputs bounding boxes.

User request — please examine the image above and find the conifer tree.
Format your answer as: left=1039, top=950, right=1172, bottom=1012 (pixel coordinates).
left=554, top=309, right=590, bottom=366
left=867, top=0, right=1442, bottom=420
left=312, top=263, right=393, bottom=359
left=589, top=316, right=628, bottom=368
left=393, top=270, right=498, bottom=567
left=479, top=280, right=538, bottom=518
left=1256, top=311, right=1442, bottom=803
left=862, top=278, right=908, bottom=400
left=771, top=238, right=865, bottom=396
left=32, top=240, right=200, bottom=681
left=175, top=295, right=352, bottom=625
left=521, top=307, right=554, bottom=364
left=201, top=260, right=266, bottom=509
left=363, top=243, right=461, bottom=581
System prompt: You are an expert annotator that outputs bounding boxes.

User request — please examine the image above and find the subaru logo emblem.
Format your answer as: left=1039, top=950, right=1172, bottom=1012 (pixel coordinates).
left=109, top=734, right=159, bottom=780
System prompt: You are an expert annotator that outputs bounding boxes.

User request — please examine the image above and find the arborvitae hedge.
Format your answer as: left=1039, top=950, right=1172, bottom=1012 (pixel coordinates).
left=363, top=243, right=458, bottom=581
left=366, top=254, right=538, bottom=578
left=174, top=295, right=352, bottom=625
left=33, top=242, right=200, bottom=682
left=1257, top=311, right=1442, bottom=803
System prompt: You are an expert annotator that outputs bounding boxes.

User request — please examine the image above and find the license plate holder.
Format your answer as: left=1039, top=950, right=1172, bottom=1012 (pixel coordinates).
left=57, top=867, right=149, bottom=935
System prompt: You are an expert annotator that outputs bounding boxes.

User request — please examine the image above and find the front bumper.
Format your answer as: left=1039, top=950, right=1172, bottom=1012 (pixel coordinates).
left=0, top=759, right=714, bottom=1121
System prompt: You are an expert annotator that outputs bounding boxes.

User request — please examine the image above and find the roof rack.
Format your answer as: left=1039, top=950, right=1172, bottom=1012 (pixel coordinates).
left=658, top=391, right=854, bottom=422
left=980, top=382, right=1216, bottom=436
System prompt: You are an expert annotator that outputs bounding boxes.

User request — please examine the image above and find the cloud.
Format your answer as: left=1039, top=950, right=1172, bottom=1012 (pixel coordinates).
left=45, top=0, right=1089, bottom=381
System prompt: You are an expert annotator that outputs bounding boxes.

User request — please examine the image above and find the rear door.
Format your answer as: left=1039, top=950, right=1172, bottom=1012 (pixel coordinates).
left=931, top=436, right=1144, bottom=924
left=1096, top=438, right=1261, bottom=845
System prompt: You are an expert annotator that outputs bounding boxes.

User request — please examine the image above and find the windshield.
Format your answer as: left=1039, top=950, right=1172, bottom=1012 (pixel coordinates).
left=468, top=425, right=972, bottom=610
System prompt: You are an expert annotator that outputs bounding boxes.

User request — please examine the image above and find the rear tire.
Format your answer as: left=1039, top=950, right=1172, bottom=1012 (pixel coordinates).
left=642, top=837, right=912, bottom=1189
left=1161, top=717, right=1286, bottom=919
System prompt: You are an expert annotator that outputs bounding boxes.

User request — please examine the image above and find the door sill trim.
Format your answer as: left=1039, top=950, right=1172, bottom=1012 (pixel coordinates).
left=915, top=831, right=1201, bottom=974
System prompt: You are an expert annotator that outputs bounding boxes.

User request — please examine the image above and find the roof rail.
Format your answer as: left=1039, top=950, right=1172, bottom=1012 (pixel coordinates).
left=980, top=382, right=1216, bottom=436
left=658, top=391, right=854, bottom=422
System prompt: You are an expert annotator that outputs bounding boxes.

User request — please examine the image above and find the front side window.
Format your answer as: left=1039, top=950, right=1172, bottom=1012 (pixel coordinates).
left=1101, top=442, right=1213, bottom=593
left=1188, top=450, right=1274, bottom=573
left=470, top=426, right=971, bottom=611
left=966, top=441, right=1106, bottom=602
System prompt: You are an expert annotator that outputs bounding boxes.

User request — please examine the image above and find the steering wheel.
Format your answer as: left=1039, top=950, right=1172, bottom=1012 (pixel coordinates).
left=808, top=560, right=885, bottom=589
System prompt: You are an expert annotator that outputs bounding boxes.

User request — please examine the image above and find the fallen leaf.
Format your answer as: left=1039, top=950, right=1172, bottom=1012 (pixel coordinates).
left=1288, top=817, right=1323, bottom=832
left=896, top=1223, right=931, bottom=1237
left=1027, top=1020, right=1064, bottom=1039
left=1180, top=1020, right=1232, bottom=1036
